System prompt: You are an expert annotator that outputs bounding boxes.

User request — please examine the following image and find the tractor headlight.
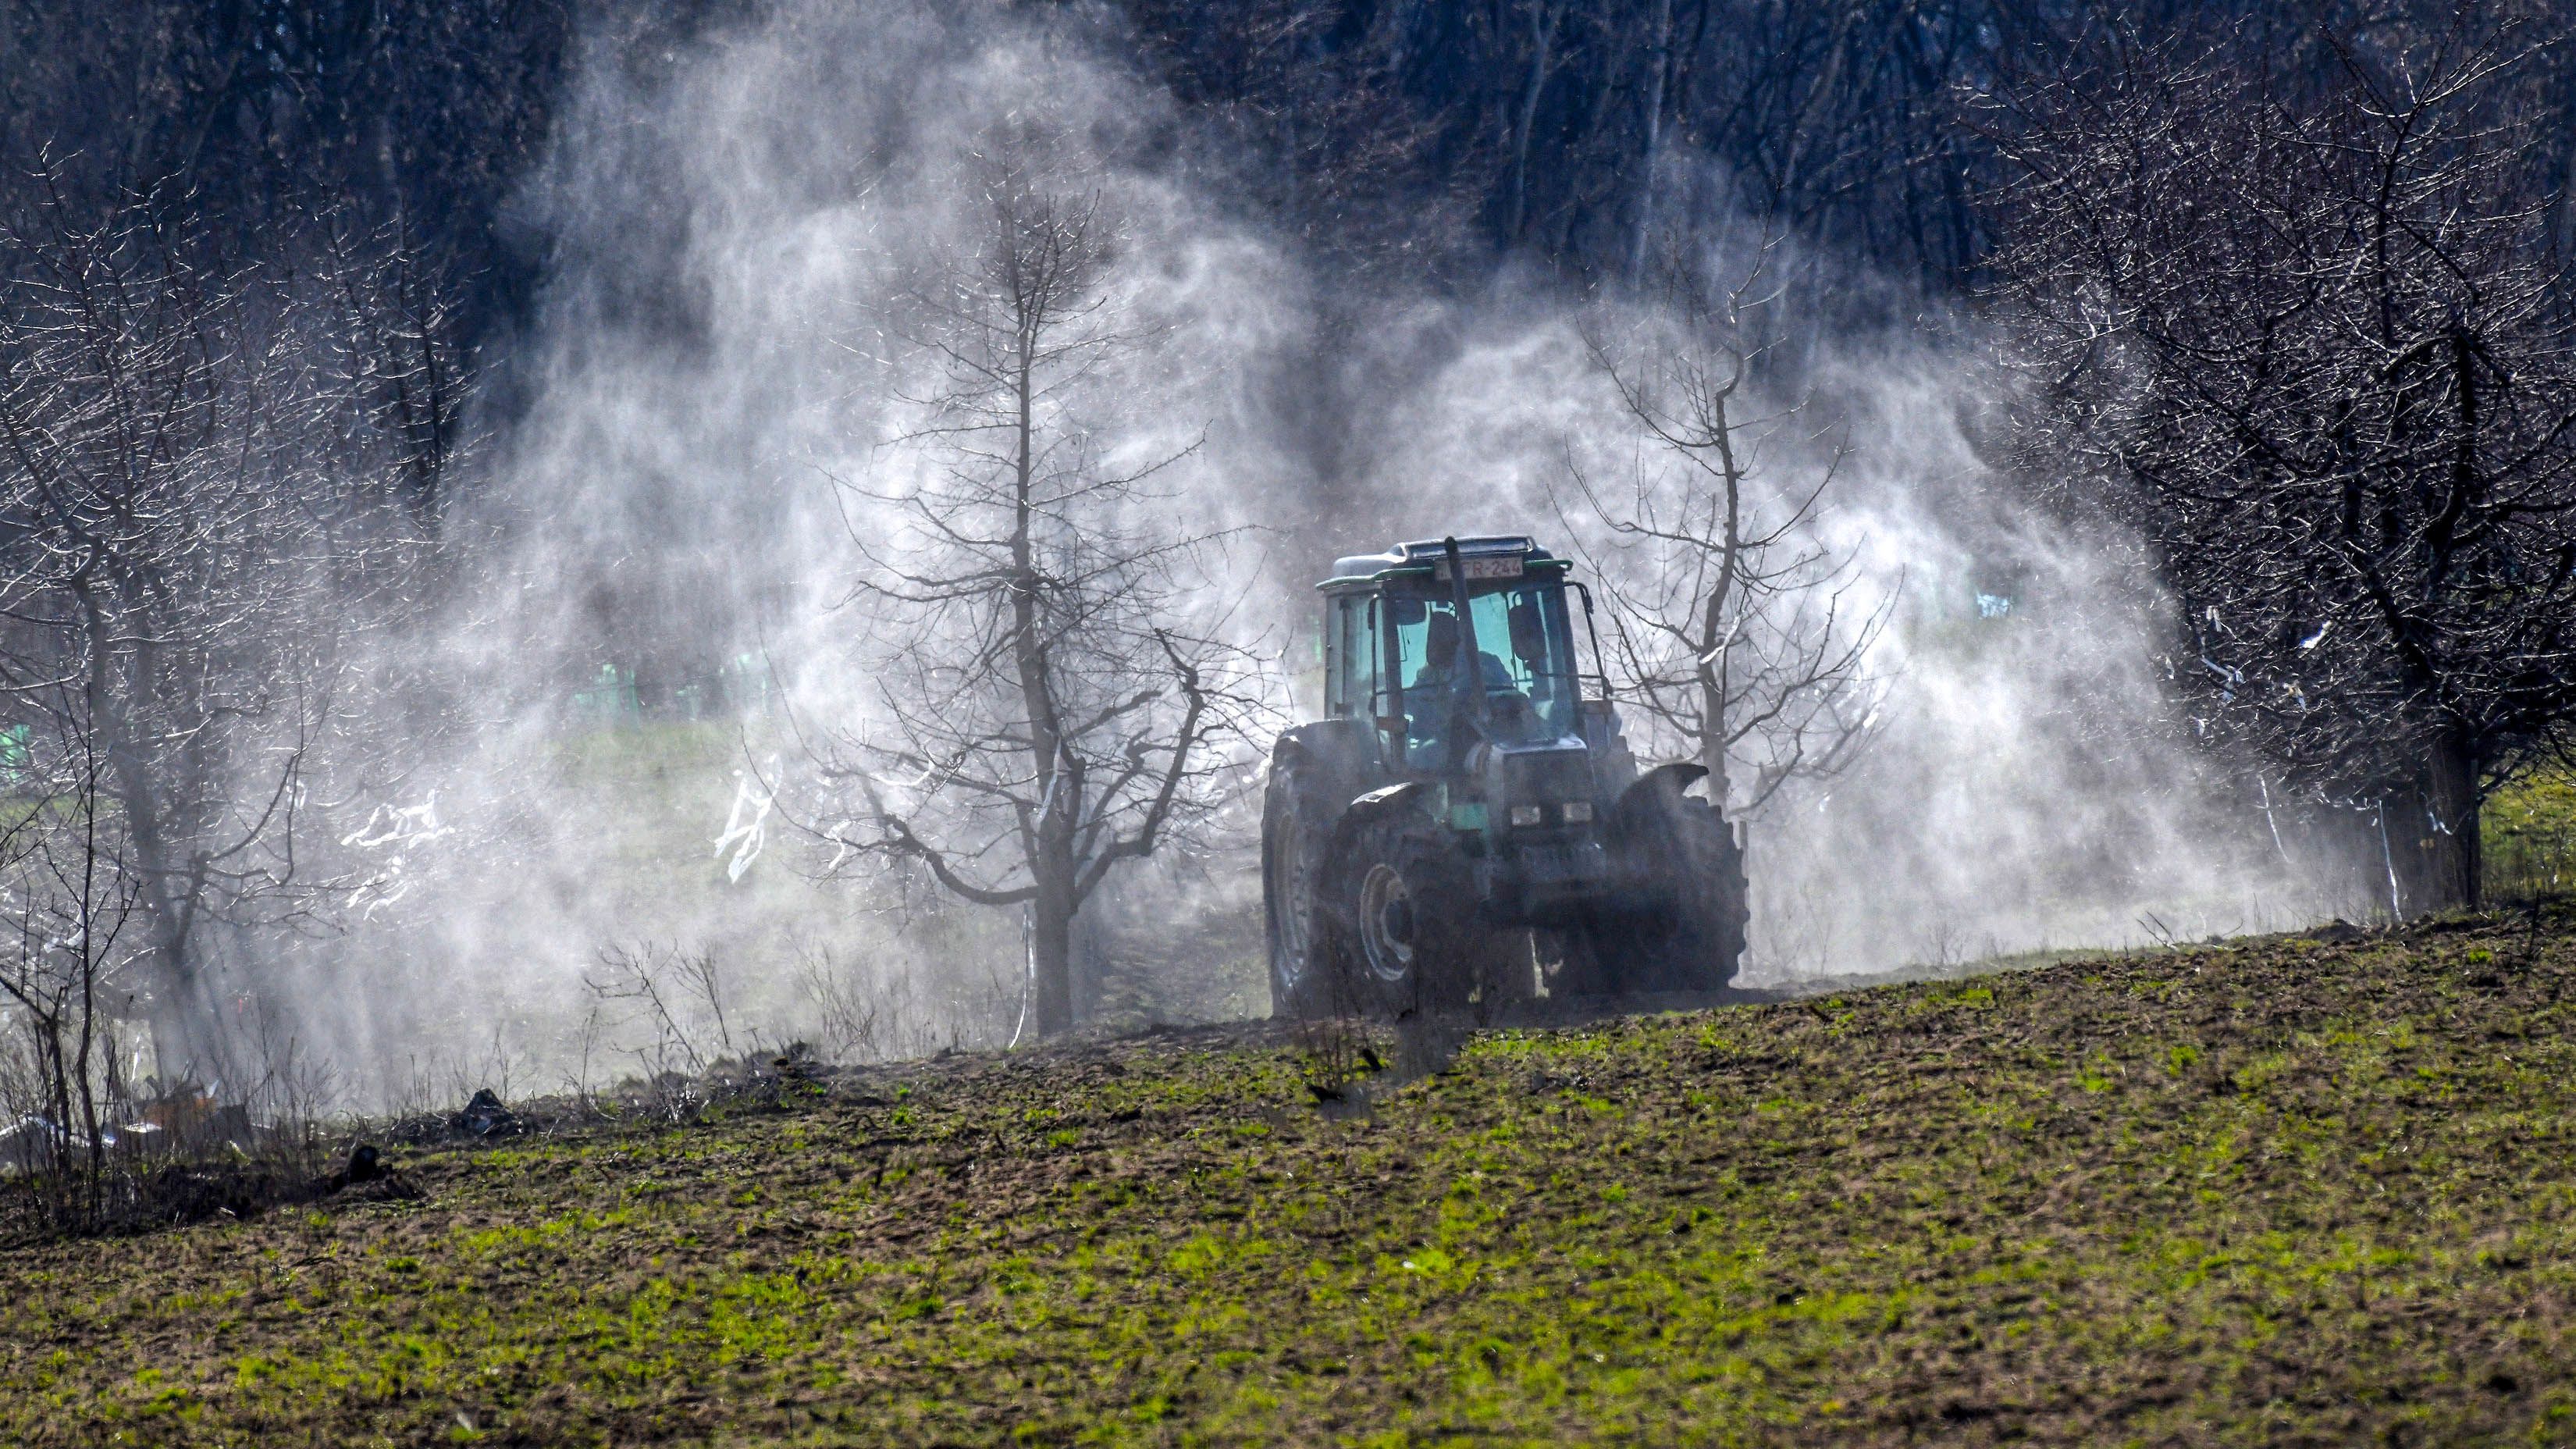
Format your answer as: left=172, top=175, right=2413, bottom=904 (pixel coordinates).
left=1508, top=804, right=1545, bottom=828
left=1561, top=800, right=1594, bottom=824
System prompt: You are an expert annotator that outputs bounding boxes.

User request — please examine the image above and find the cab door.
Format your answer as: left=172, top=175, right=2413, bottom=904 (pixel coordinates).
left=1328, top=591, right=1398, bottom=779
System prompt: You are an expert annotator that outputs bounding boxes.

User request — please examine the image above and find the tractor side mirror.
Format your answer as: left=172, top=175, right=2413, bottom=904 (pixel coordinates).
left=1507, top=600, right=1546, bottom=665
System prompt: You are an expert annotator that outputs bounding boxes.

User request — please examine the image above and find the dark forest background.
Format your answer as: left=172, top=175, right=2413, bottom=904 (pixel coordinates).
left=19, top=2, right=2569, bottom=383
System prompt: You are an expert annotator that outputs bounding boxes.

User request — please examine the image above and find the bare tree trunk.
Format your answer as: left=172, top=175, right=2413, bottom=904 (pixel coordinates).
left=1006, top=304, right=1085, bottom=1036
left=1695, top=393, right=1743, bottom=806
left=1031, top=855, right=1076, bottom=1038
left=1503, top=0, right=1564, bottom=244
left=75, top=785, right=105, bottom=1224
left=73, top=582, right=208, bottom=1078
left=1770, top=11, right=1854, bottom=223
left=1628, top=0, right=1674, bottom=282
left=105, top=765, right=203, bottom=1079
left=2419, top=732, right=2481, bottom=913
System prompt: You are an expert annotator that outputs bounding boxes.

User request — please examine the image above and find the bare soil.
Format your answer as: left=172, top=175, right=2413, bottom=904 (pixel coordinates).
left=5, top=913, right=2575, bottom=1444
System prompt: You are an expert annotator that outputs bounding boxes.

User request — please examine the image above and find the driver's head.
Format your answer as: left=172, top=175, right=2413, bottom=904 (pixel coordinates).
left=1424, top=610, right=1459, bottom=664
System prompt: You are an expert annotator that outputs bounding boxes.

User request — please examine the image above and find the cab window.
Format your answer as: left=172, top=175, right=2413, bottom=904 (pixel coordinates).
left=1331, top=594, right=1382, bottom=717
left=1391, top=579, right=1578, bottom=766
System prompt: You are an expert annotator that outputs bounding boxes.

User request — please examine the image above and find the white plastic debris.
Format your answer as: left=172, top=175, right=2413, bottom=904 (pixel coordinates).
left=713, top=760, right=777, bottom=883
left=341, top=794, right=450, bottom=921
left=342, top=792, right=447, bottom=852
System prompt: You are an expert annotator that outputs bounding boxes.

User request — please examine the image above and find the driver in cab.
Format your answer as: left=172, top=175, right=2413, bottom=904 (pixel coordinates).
left=1406, top=610, right=1514, bottom=763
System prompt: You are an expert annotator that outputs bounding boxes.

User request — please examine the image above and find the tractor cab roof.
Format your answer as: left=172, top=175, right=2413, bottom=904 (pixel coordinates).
left=1318, top=536, right=1569, bottom=593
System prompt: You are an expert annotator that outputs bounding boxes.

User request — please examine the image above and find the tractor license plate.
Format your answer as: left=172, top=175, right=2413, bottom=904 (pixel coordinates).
left=1516, top=840, right=1604, bottom=885
left=1435, top=555, right=1523, bottom=582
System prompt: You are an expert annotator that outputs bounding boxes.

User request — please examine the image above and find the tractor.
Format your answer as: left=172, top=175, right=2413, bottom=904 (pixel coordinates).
left=1262, top=535, right=1749, bottom=1018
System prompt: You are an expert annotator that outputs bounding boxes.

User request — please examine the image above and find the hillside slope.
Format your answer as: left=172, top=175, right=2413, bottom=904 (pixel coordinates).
left=6, top=916, right=2576, bottom=1445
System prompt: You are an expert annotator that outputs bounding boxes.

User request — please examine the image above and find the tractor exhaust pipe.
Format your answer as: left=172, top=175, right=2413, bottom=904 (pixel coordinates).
left=1440, top=536, right=1489, bottom=739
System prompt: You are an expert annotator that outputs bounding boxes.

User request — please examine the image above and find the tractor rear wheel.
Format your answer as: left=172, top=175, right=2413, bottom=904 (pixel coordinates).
left=1263, top=754, right=1343, bottom=1020
left=1590, top=784, right=1748, bottom=995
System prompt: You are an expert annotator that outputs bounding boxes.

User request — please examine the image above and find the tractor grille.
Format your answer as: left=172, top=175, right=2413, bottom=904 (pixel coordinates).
left=1500, top=742, right=1592, bottom=809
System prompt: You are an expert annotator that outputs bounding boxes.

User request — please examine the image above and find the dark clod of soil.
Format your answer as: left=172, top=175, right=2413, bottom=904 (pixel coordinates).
left=449, top=1088, right=520, bottom=1139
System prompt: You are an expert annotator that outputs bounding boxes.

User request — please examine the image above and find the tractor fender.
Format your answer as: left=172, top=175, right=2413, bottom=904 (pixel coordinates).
left=1324, top=780, right=1432, bottom=865
left=1300, top=781, right=1435, bottom=935
left=1343, top=780, right=1430, bottom=824
left=1617, top=760, right=1709, bottom=810
left=1268, top=720, right=1378, bottom=803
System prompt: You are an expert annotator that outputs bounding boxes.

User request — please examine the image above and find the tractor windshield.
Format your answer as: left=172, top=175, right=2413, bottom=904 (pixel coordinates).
left=1392, top=576, right=1580, bottom=767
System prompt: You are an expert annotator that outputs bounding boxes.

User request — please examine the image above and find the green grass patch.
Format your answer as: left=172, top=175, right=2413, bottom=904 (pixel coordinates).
left=2487, top=764, right=2576, bottom=900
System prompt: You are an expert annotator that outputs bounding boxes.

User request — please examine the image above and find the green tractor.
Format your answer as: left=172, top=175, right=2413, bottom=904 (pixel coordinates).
left=1263, top=536, right=1749, bottom=1018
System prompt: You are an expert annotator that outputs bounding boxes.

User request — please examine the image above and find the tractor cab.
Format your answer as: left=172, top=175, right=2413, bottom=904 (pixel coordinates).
left=1317, top=536, right=1596, bottom=774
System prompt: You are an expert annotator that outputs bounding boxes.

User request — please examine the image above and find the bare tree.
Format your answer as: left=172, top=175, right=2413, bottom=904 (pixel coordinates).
left=1566, top=236, right=1889, bottom=818
left=1987, top=16, right=2576, bottom=913
left=807, top=138, right=1261, bottom=1038
left=0, top=172, right=435, bottom=1077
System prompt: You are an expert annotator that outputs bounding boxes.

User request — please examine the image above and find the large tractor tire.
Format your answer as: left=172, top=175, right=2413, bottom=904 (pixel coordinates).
left=1262, top=754, right=1345, bottom=1020
left=1590, top=780, right=1749, bottom=995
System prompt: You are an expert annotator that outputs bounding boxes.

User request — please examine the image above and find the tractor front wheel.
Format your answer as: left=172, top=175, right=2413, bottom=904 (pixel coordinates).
left=1350, top=827, right=1446, bottom=1014
left=1348, top=824, right=1530, bottom=1016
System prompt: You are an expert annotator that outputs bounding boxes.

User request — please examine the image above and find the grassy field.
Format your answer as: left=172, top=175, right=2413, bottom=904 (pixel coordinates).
left=7, top=913, right=2576, bottom=1445
left=2487, top=768, right=2576, bottom=901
